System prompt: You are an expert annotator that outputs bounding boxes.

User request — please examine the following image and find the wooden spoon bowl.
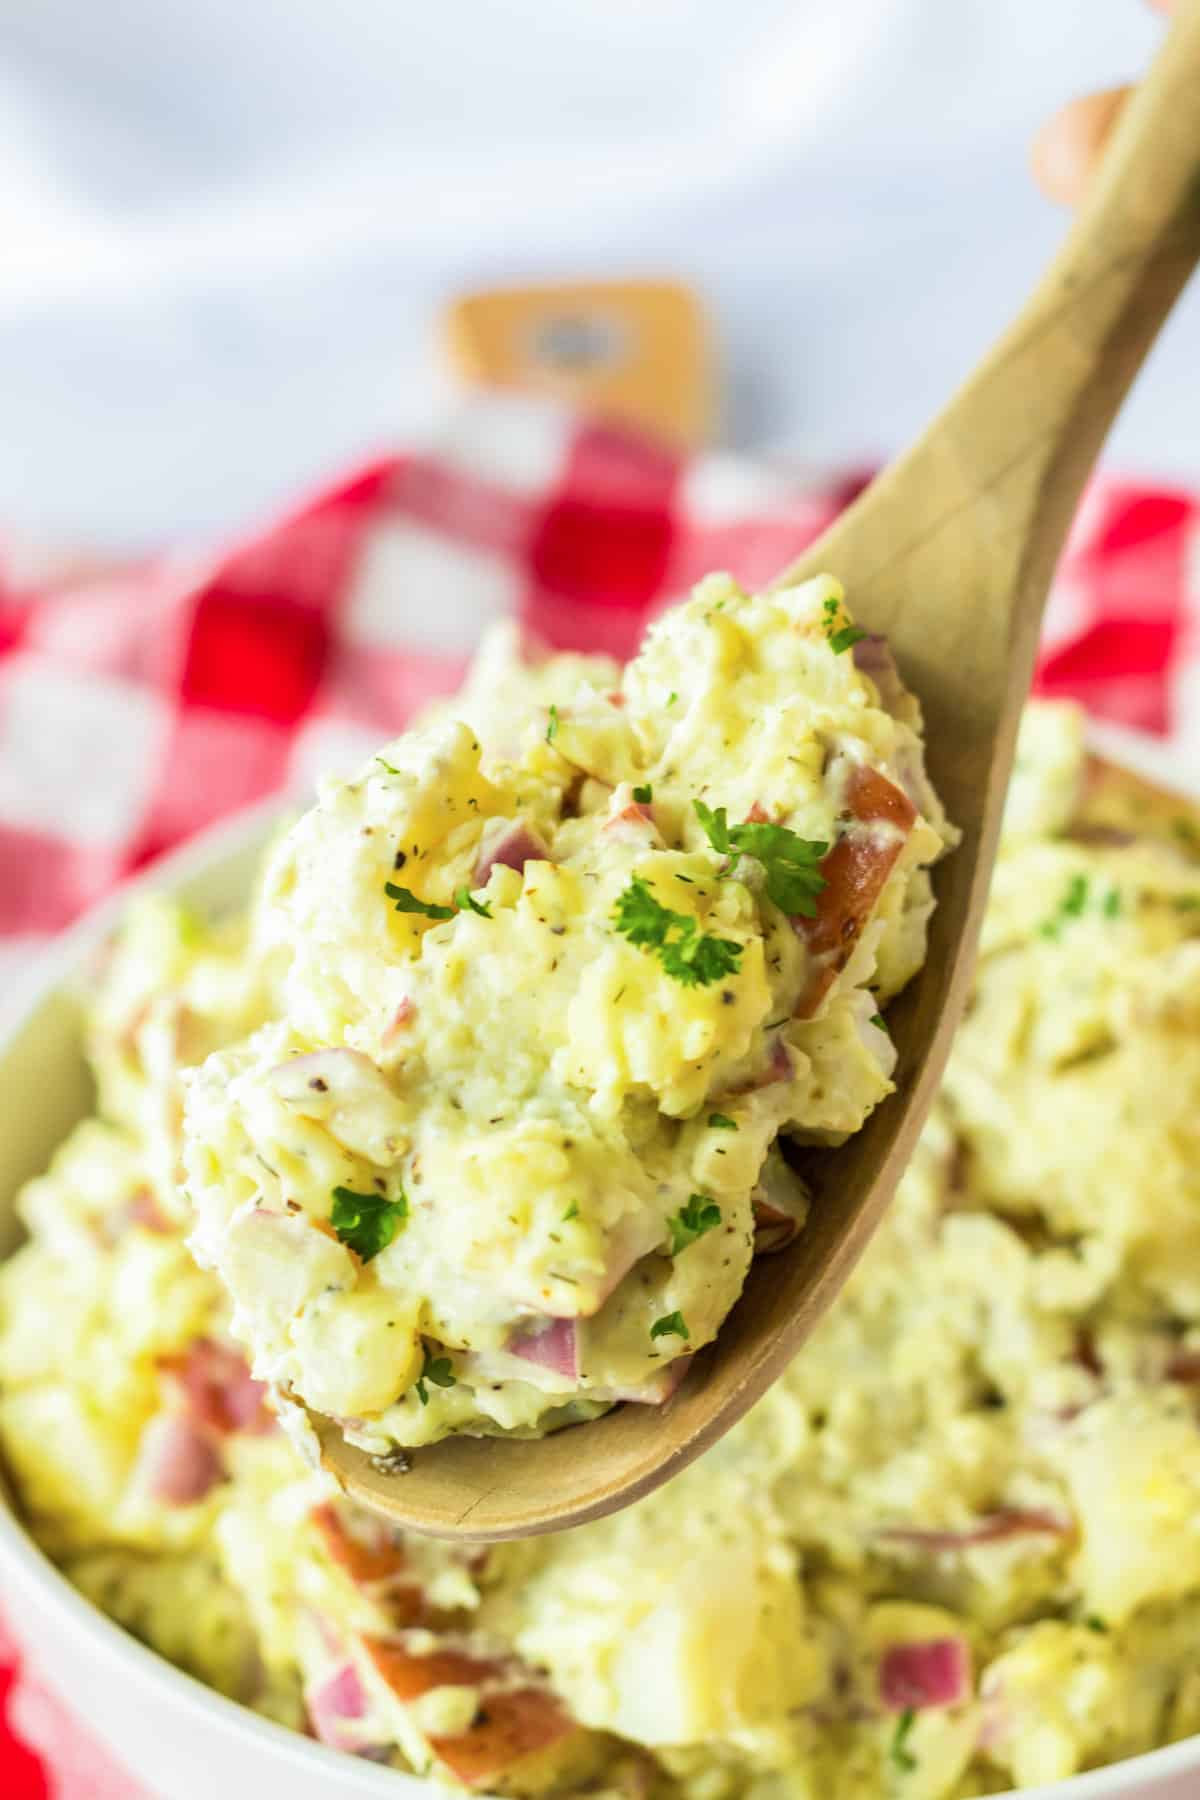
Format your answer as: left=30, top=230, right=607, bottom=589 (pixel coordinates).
left=320, top=4, right=1200, bottom=1538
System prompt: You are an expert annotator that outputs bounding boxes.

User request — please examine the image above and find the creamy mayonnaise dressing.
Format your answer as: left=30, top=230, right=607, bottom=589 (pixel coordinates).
left=2, top=697, right=1200, bottom=1797
left=179, top=574, right=952, bottom=1451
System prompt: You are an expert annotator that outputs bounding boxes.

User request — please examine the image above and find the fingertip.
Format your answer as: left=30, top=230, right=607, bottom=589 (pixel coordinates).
left=1031, top=87, right=1131, bottom=207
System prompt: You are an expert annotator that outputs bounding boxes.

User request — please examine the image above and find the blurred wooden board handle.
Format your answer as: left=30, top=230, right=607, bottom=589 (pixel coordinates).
left=442, top=279, right=717, bottom=450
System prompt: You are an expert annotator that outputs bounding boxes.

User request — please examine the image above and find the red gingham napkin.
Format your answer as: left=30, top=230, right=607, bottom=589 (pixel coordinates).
left=1, top=397, right=1198, bottom=1798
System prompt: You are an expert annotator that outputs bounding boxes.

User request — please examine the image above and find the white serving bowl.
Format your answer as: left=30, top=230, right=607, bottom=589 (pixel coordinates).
left=1, top=725, right=1198, bottom=1800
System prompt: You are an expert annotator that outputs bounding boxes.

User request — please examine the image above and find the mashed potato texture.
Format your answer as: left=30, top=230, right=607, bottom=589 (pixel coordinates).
left=2, top=639, right=1199, bottom=1797
left=180, top=575, right=952, bottom=1452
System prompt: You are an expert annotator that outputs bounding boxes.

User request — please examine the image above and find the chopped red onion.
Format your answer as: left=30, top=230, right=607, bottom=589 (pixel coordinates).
left=473, top=820, right=549, bottom=885
left=879, top=1637, right=971, bottom=1711
left=875, top=1508, right=1070, bottom=1552
left=508, top=1317, right=581, bottom=1381
left=162, top=1337, right=274, bottom=1437
left=135, top=1412, right=224, bottom=1507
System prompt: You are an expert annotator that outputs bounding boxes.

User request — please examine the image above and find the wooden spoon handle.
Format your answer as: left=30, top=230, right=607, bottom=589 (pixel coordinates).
left=778, top=0, right=1200, bottom=643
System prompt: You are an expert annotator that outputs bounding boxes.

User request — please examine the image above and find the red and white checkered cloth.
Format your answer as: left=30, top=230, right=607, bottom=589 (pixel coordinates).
left=1, top=396, right=1198, bottom=1799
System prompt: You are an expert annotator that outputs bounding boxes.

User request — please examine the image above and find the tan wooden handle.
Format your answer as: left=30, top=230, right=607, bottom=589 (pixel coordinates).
left=992, top=0, right=1200, bottom=587
left=777, top=0, right=1200, bottom=639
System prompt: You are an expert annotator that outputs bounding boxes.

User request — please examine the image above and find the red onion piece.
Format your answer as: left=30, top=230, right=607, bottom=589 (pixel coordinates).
left=473, top=821, right=549, bottom=885
left=305, top=1662, right=392, bottom=1759
left=852, top=633, right=906, bottom=715
left=135, top=1412, right=224, bottom=1507
left=162, top=1337, right=274, bottom=1437
left=306, top=1661, right=369, bottom=1748
left=101, top=1185, right=173, bottom=1244
left=751, top=1160, right=810, bottom=1255
left=126, top=1187, right=173, bottom=1234
left=382, top=996, right=416, bottom=1048
left=879, top=1637, right=971, bottom=1712
left=602, top=783, right=659, bottom=836
left=875, top=1508, right=1070, bottom=1552
left=508, top=1317, right=581, bottom=1381
left=722, top=1035, right=793, bottom=1101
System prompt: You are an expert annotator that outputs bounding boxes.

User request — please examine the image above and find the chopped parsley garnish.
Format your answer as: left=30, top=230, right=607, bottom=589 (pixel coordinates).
left=650, top=1311, right=689, bottom=1342
left=1084, top=1615, right=1108, bottom=1634
left=870, top=1012, right=889, bottom=1033
left=612, top=876, right=743, bottom=987
left=889, top=1708, right=917, bottom=1774
left=667, top=691, right=678, bottom=708
left=668, top=1193, right=722, bottom=1255
left=454, top=886, right=493, bottom=918
left=375, top=755, right=402, bottom=775
left=693, top=801, right=828, bottom=917
left=562, top=1201, right=580, bottom=1222
left=632, top=783, right=653, bottom=804
left=1039, top=873, right=1090, bottom=939
left=1103, top=887, right=1122, bottom=918
left=385, top=882, right=456, bottom=921
left=821, top=593, right=867, bottom=656
left=330, top=1185, right=407, bottom=1262
left=545, top=704, right=559, bottom=744
left=1175, top=894, right=1200, bottom=912
left=385, top=882, right=492, bottom=922
left=414, top=1346, right=456, bottom=1406
left=708, top=1112, right=738, bottom=1131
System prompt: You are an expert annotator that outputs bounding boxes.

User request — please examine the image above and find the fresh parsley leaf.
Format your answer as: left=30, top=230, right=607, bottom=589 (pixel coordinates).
left=650, top=1311, right=689, bottom=1341
left=632, top=783, right=653, bottom=804
left=385, top=882, right=456, bottom=921
left=889, top=1708, right=917, bottom=1774
left=820, top=595, right=867, bottom=656
left=708, top=1112, right=738, bottom=1131
left=1040, top=873, right=1090, bottom=939
left=454, top=886, right=493, bottom=918
left=693, top=799, right=731, bottom=855
left=562, top=1201, right=580, bottom=1222
left=668, top=1193, right=722, bottom=1255
left=613, top=875, right=679, bottom=949
left=386, top=882, right=494, bottom=922
left=1062, top=873, right=1090, bottom=916
left=729, top=821, right=829, bottom=915
left=546, top=704, right=559, bottom=743
left=693, top=801, right=828, bottom=917
left=330, top=1185, right=407, bottom=1262
left=375, top=755, right=402, bottom=775
left=414, top=1345, right=456, bottom=1406
left=661, top=930, right=743, bottom=987
left=612, top=876, right=743, bottom=988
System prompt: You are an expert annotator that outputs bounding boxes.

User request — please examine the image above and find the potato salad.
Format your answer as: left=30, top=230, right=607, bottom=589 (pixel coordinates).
left=2, top=678, right=1200, bottom=1797
left=180, top=575, right=952, bottom=1453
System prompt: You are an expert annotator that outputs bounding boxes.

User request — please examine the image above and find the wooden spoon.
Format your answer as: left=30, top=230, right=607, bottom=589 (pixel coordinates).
left=318, top=5, right=1200, bottom=1538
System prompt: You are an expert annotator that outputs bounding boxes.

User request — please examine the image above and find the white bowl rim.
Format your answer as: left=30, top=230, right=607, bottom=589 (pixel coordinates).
left=1, top=720, right=1198, bottom=1800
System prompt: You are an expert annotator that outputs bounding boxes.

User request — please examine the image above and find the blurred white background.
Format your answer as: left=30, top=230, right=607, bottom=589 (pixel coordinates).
left=0, top=0, right=1190, bottom=549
